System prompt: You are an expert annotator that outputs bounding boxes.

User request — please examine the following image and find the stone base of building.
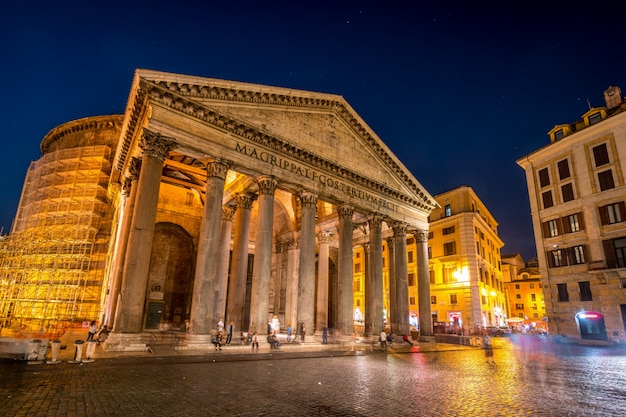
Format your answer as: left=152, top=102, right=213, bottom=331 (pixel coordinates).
left=103, top=332, right=148, bottom=352
left=176, top=334, right=216, bottom=351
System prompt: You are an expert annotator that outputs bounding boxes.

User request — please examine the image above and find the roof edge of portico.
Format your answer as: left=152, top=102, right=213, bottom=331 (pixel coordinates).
left=114, top=69, right=438, bottom=212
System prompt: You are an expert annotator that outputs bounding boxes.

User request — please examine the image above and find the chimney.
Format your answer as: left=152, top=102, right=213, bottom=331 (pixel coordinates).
left=604, top=86, right=622, bottom=109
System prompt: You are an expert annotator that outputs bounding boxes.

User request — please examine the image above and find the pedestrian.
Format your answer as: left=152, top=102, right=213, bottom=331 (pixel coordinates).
left=322, top=326, right=328, bottom=344
left=286, top=324, right=293, bottom=343
left=379, top=329, right=387, bottom=350
left=86, top=321, right=97, bottom=341
left=251, top=332, right=259, bottom=351
left=300, top=323, right=306, bottom=342
left=270, top=331, right=281, bottom=349
left=215, top=330, right=223, bottom=351
left=267, top=321, right=272, bottom=334
left=483, top=333, right=494, bottom=365
left=218, top=318, right=224, bottom=332
left=226, top=321, right=234, bottom=344
left=402, top=334, right=413, bottom=345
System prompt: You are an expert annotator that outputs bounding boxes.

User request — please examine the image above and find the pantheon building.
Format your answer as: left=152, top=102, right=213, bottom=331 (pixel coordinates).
left=0, top=70, right=437, bottom=351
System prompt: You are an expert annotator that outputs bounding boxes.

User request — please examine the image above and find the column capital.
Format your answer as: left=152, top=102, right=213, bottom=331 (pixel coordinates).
left=285, top=237, right=300, bottom=251
left=414, top=229, right=429, bottom=242
left=129, top=157, right=142, bottom=180
left=257, top=175, right=278, bottom=195
left=368, top=213, right=384, bottom=229
left=235, top=192, right=258, bottom=210
left=317, top=230, right=332, bottom=244
left=221, top=205, right=236, bottom=221
left=207, top=159, right=229, bottom=180
left=392, top=222, right=408, bottom=237
left=299, top=191, right=319, bottom=208
left=140, top=129, right=176, bottom=162
left=337, top=204, right=354, bottom=220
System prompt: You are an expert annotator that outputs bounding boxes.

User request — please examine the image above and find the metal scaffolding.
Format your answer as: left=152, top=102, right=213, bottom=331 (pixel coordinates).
left=0, top=145, right=113, bottom=339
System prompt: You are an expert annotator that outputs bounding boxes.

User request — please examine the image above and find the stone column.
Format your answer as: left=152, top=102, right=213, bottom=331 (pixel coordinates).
left=393, top=222, right=410, bottom=336
left=337, top=204, right=354, bottom=337
left=249, top=176, right=278, bottom=334
left=297, top=192, right=318, bottom=340
left=214, top=205, right=236, bottom=329
left=226, top=192, right=257, bottom=332
left=386, top=236, right=396, bottom=331
left=416, top=229, right=432, bottom=337
left=272, top=242, right=285, bottom=320
left=106, top=158, right=140, bottom=329
left=113, top=130, right=175, bottom=334
left=283, top=238, right=300, bottom=332
left=189, top=159, right=229, bottom=336
left=363, top=242, right=372, bottom=336
left=369, top=214, right=384, bottom=336
left=315, top=231, right=330, bottom=334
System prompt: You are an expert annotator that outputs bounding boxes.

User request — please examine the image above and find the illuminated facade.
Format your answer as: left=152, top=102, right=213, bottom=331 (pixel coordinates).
left=501, top=254, right=548, bottom=333
left=517, top=85, right=626, bottom=344
left=0, top=69, right=437, bottom=349
left=427, top=186, right=506, bottom=333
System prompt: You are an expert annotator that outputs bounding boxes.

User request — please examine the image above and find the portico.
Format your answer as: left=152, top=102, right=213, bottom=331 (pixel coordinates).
left=104, top=69, right=437, bottom=351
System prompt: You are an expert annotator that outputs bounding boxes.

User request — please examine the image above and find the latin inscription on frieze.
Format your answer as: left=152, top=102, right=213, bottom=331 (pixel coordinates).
left=235, top=143, right=398, bottom=212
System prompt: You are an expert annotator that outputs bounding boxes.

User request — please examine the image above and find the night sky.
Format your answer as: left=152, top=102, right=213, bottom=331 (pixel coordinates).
left=2, top=1, right=626, bottom=261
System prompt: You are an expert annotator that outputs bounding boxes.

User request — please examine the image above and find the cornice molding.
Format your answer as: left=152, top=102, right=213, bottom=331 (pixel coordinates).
left=122, top=77, right=436, bottom=211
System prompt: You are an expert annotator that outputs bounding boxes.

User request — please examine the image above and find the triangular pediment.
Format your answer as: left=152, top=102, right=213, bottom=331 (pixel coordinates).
left=117, top=69, right=437, bottom=221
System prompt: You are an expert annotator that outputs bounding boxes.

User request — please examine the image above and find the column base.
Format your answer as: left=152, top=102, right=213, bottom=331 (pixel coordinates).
left=103, top=332, right=148, bottom=352
left=177, top=334, right=216, bottom=352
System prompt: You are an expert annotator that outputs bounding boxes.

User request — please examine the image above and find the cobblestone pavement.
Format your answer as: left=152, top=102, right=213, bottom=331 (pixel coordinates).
left=2, top=336, right=626, bottom=416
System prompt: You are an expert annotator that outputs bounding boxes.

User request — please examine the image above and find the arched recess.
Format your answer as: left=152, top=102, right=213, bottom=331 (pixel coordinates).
left=144, top=222, right=195, bottom=331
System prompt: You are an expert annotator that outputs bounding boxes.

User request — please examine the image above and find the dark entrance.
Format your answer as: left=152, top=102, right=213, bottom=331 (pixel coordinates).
left=576, top=311, right=608, bottom=341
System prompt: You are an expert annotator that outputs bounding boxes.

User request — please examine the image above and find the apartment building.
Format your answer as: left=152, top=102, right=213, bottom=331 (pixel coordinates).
left=517, top=86, right=626, bottom=344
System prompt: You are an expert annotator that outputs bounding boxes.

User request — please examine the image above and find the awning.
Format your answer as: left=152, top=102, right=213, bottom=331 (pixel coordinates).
left=506, top=317, right=524, bottom=323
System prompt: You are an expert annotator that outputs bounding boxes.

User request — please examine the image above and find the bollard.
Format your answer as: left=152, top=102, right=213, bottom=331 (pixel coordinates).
left=37, top=340, right=48, bottom=361
left=83, top=340, right=97, bottom=363
left=26, top=339, right=44, bottom=364
left=47, top=340, right=62, bottom=364
left=27, top=340, right=41, bottom=361
left=68, top=340, right=85, bottom=363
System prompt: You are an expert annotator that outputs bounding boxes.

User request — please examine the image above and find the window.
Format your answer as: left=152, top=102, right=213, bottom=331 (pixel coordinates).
left=599, top=202, right=625, bottom=225
left=593, top=143, right=610, bottom=167
left=529, top=284, right=535, bottom=289
left=598, top=170, right=615, bottom=191
left=589, top=112, right=602, bottom=125
left=515, top=284, right=520, bottom=290
left=602, top=237, right=626, bottom=268
left=571, top=245, right=586, bottom=264
left=443, top=266, right=455, bottom=283
left=542, top=191, right=554, bottom=209
left=449, top=294, right=458, bottom=304
left=531, top=294, right=536, bottom=301
left=516, top=294, right=521, bottom=299
left=427, top=246, right=432, bottom=259
left=428, top=231, right=433, bottom=239
left=442, top=226, right=455, bottom=235
left=515, top=303, right=524, bottom=310
left=547, top=219, right=560, bottom=237
left=406, top=237, right=415, bottom=245
left=562, top=183, right=575, bottom=202
left=620, top=278, right=626, bottom=289
left=538, top=168, right=550, bottom=187
left=354, top=263, right=361, bottom=273
left=579, top=281, right=592, bottom=301
left=557, top=159, right=571, bottom=180
left=443, top=241, right=456, bottom=256
left=408, top=273, right=415, bottom=286
left=409, top=296, right=416, bottom=305
left=557, top=283, right=569, bottom=302
left=548, top=249, right=565, bottom=267
left=408, top=251, right=414, bottom=263
left=431, top=295, right=437, bottom=304
left=429, top=269, right=435, bottom=284
left=564, top=213, right=582, bottom=233
left=554, top=129, right=564, bottom=141
left=444, top=204, right=452, bottom=217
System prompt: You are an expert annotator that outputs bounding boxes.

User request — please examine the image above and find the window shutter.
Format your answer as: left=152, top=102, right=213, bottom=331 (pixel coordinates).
left=599, top=205, right=609, bottom=225
left=602, top=239, right=616, bottom=268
